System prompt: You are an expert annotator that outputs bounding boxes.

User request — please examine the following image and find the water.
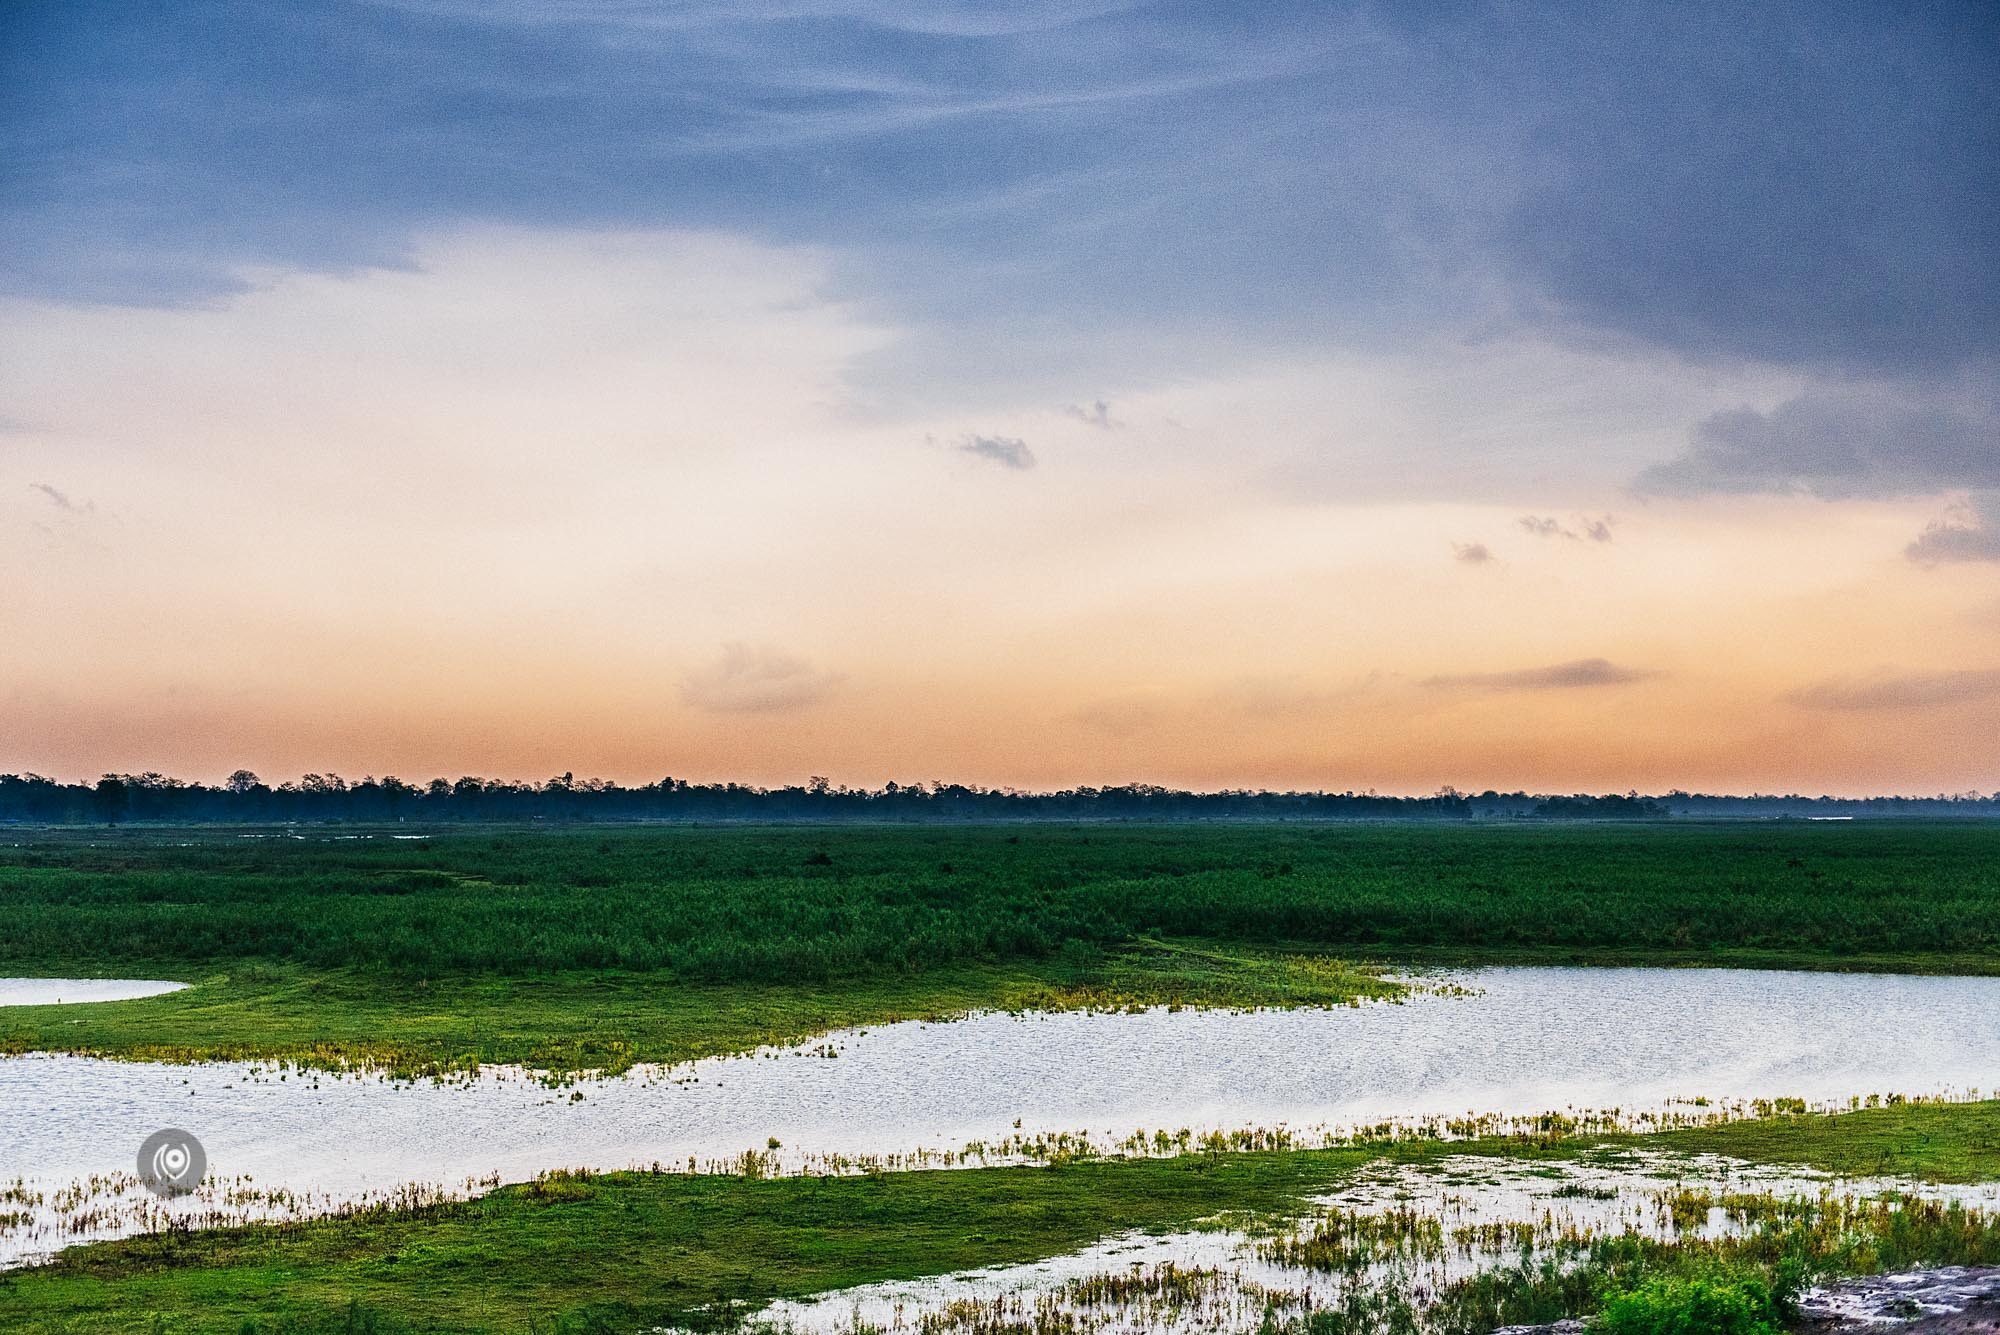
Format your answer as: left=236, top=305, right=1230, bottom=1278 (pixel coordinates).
left=2, top=966, right=1996, bottom=1263
left=0, top=978, right=188, bottom=1006
left=746, top=1154, right=2000, bottom=1335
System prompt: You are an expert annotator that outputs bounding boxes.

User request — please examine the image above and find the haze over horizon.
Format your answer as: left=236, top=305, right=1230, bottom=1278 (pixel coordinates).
left=4, top=2, right=1997, bottom=795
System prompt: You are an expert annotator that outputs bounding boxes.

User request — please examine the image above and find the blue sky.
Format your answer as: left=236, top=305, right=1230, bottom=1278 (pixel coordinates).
left=2, top=2, right=1997, bottom=789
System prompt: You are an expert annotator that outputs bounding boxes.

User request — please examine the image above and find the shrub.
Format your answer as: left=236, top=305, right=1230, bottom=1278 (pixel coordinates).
left=1590, top=1272, right=1781, bottom=1335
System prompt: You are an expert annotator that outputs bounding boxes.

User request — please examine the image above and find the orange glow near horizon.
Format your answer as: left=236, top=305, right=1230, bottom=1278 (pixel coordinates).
left=5, top=230, right=1997, bottom=796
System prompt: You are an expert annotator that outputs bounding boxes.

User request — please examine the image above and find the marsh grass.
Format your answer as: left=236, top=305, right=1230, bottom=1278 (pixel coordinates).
left=741, top=1179, right=2000, bottom=1335
left=0, top=942, right=1407, bottom=1079
left=14, top=1092, right=1984, bottom=1264
left=718, top=1184, right=1999, bottom=1335
left=6, top=1102, right=1999, bottom=1333
left=2, top=822, right=1994, bottom=1072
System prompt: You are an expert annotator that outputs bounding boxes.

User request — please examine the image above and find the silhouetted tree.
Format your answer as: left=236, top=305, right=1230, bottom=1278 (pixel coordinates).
left=91, top=775, right=128, bottom=824
left=0, top=770, right=1993, bottom=825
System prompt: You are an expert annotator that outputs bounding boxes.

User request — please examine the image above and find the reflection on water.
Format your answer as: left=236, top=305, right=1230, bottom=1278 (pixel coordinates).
left=0, top=978, right=187, bottom=1006
left=1, top=966, right=1995, bottom=1263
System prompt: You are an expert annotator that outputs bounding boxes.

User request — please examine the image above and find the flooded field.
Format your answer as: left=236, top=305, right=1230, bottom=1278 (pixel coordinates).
left=741, top=1153, right=2000, bottom=1335
left=2, top=965, right=1996, bottom=1264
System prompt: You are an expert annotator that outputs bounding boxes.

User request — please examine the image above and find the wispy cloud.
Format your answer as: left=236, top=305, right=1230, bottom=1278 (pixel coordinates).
left=1452, top=542, right=1493, bottom=564
left=1423, top=658, right=1658, bottom=692
left=1519, top=514, right=1613, bottom=543
left=1786, top=668, right=2000, bottom=711
left=1063, top=400, right=1118, bottom=429
left=956, top=433, right=1037, bottom=470
left=679, top=643, right=840, bottom=713
left=29, top=482, right=93, bottom=515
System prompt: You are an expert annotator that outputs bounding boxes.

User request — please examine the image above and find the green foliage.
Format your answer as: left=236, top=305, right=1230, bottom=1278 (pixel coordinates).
left=1, top=822, right=1993, bottom=1071
left=1589, top=1271, right=1781, bottom=1335
left=2, top=822, right=1994, bottom=980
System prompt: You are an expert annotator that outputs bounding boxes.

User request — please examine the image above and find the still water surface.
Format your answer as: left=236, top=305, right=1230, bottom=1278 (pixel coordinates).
left=1, top=966, right=1994, bottom=1261
left=0, top=978, right=187, bottom=1006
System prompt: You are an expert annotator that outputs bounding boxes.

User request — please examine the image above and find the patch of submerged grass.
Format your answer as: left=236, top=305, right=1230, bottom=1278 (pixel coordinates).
left=7, top=1101, right=2000, bottom=1333
left=1654, top=1097, right=2000, bottom=1183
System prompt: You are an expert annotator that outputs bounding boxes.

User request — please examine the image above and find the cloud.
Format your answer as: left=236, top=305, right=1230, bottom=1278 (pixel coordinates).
left=956, top=433, right=1036, bottom=470
left=1787, top=668, right=2000, bottom=712
left=1908, top=523, right=2000, bottom=564
left=1452, top=542, right=1493, bottom=564
left=1637, top=388, right=2000, bottom=564
left=29, top=483, right=92, bottom=514
left=8, top=0, right=1991, bottom=455
left=1636, top=390, right=2000, bottom=499
left=1498, top=8, right=1998, bottom=379
left=1519, top=514, right=1615, bottom=543
left=1907, top=495, right=2000, bottom=566
left=1063, top=400, right=1118, bottom=429
left=679, top=643, right=840, bottom=713
left=1423, top=658, right=1658, bottom=692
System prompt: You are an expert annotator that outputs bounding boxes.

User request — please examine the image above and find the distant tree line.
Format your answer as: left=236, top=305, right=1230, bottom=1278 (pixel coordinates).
left=1, top=771, right=1996, bottom=824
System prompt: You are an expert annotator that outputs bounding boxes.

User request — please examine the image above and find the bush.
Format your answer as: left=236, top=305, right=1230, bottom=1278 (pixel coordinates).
left=1590, top=1272, right=1781, bottom=1335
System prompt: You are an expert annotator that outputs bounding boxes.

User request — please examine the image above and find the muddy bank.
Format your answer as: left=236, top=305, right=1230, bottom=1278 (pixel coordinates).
left=1797, top=1266, right=2000, bottom=1331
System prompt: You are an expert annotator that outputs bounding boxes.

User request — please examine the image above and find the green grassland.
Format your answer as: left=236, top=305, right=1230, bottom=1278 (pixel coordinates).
left=3, top=824, right=1998, bottom=1331
left=5, top=1101, right=1997, bottom=1334
left=1, top=822, right=1996, bottom=1071
left=0, top=943, right=1400, bottom=1077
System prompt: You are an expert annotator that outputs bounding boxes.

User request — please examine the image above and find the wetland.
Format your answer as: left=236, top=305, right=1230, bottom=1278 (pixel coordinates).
left=0, top=822, right=1995, bottom=1332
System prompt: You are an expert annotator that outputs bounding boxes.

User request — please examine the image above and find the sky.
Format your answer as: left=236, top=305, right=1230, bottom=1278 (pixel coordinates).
left=2, top=0, right=1996, bottom=794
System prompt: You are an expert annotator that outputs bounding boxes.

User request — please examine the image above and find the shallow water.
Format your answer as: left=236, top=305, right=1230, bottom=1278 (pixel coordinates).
left=0, top=978, right=187, bottom=1006
left=748, top=1153, right=2000, bottom=1335
left=1, top=966, right=1996, bottom=1262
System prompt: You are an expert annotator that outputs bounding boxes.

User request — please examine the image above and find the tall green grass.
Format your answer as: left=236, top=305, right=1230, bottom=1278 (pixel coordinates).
left=1, top=823, right=1994, bottom=981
